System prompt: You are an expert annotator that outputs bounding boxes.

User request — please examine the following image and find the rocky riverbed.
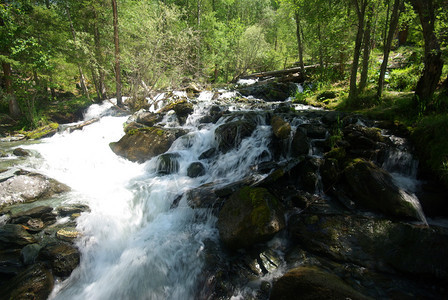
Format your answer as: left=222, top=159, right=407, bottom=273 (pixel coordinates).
left=1, top=82, right=447, bottom=299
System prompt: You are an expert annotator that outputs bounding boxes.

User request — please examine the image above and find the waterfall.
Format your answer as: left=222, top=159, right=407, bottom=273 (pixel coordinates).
left=22, top=94, right=272, bottom=300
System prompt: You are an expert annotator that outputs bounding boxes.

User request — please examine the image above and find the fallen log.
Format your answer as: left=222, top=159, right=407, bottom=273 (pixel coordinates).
left=63, top=118, right=100, bottom=133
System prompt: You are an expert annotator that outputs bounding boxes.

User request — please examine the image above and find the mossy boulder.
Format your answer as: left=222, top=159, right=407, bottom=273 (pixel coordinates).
left=217, top=186, right=285, bottom=250
left=215, top=120, right=256, bottom=153
left=110, top=127, right=186, bottom=163
left=271, top=115, right=291, bottom=139
left=270, top=266, right=370, bottom=300
left=343, top=159, right=423, bottom=220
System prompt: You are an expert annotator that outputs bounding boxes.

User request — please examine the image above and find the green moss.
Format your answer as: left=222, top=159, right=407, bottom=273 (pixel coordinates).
left=238, top=186, right=278, bottom=228
left=24, top=123, right=59, bottom=139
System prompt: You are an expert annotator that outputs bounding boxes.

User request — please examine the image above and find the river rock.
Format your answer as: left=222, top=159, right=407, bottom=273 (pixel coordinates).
left=270, top=266, right=370, bottom=300
left=110, top=127, right=187, bottom=163
left=0, top=249, right=23, bottom=279
left=134, top=110, right=163, bottom=127
left=56, top=228, right=80, bottom=242
left=217, top=186, right=285, bottom=250
left=37, top=242, right=80, bottom=277
left=288, top=213, right=448, bottom=282
left=300, top=123, right=327, bottom=139
left=56, top=204, right=90, bottom=217
left=342, top=159, right=423, bottom=220
left=215, top=120, right=257, bottom=153
left=10, top=206, right=53, bottom=224
left=12, top=148, right=31, bottom=157
left=156, top=153, right=180, bottom=175
left=159, top=98, right=193, bottom=125
left=187, top=162, right=206, bottom=178
left=21, top=243, right=42, bottom=265
left=0, top=224, right=37, bottom=250
left=0, top=172, right=70, bottom=207
left=0, top=262, right=53, bottom=300
left=291, top=127, right=310, bottom=157
left=238, top=82, right=298, bottom=102
left=271, top=115, right=291, bottom=139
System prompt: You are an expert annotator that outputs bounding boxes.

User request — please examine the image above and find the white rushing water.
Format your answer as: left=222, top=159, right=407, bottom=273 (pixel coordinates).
left=22, top=95, right=273, bottom=300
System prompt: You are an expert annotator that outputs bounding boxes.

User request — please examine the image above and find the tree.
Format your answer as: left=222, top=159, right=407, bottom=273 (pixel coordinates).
left=377, top=0, right=401, bottom=98
left=348, top=0, right=369, bottom=102
left=111, top=0, right=122, bottom=106
left=409, top=0, right=444, bottom=106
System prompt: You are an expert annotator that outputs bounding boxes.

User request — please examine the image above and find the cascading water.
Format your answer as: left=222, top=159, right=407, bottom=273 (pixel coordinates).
left=21, top=94, right=275, bottom=300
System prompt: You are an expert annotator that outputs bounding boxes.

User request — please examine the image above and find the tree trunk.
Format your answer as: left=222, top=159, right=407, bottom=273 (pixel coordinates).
left=348, top=0, right=368, bottom=102
left=294, top=11, right=305, bottom=72
left=112, top=0, right=122, bottom=106
left=2, top=62, right=21, bottom=119
left=359, top=4, right=374, bottom=92
left=66, top=6, right=90, bottom=100
left=377, top=0, right=401, bottom=99
left=410, top=0, right=443, bottom=105
left=93, top=8, right=107, bottom=101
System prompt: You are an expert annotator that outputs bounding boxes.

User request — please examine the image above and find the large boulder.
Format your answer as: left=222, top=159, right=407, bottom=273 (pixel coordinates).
left=217, top=186, right=285, bottom=250
left=0, top=171, right=70, bottom=207
left=215, top=120, right=256, bottom=153
left=238, top=82, right=298, bottom=102
left=110, top=127, right=187, bottom=163
left=291, top=127, right=310, bottom=157
left=270, top=266, right=370, bottom=300
left=343, top=159, right=423, bottom=220
left=288, top=213, right=448, bottom=282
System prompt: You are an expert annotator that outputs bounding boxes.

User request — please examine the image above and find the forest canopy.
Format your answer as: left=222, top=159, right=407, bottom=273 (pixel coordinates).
left=0, top=0, right=447, bottom=127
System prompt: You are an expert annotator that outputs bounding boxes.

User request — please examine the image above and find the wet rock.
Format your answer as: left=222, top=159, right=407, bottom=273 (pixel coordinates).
left=110, top=127, right=187, bottom=163
left=37, top=242, right=80, bottom=277
left=300, top=123, right=327, bottom=139
left=56, top=228, right=80, bottom=242
left=134, top=110, right=163, bottom=127
left=291, top=127, right=310, bottom=157
left=0, top=172, right=70, bottom=206
left=288, top=213, right=448, bottom=282
left=270, top=266, right=371, bottom=300
left=159, top=99, right=193, bottom=125
left=12, top=148, right=31, bottom=157
left=322, top=111, right=345, bottom=125
left=0, top=263, right=53, bottom=300
left=215, top=120, right=256, bottom=153
left=0, top=224, right=37, bottom=249
left=217, top=186, right=285, bottom=250
left=187, top=162, right=206, bottom=178
left=26, top=218, right=44, bottom=233
left=238, top=82, right=298, bottom=102
left=343, top=159, right=423, bottom=220
left=271, top=115, right=291, bottom=139
left=186, top=183, right=219, bottom=209
left=199, top=148, right=217, bottom=160
left=56, top=204, right=90, bottom=217
left=156, top=153, right=180, bottom=175
left=21, top=244, right=41, bottom=265
left=320, top=158, right=339, bottom=189
left=10, top=206, right=53, bottom=224
left=0, top=249, right=23, bottom=279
